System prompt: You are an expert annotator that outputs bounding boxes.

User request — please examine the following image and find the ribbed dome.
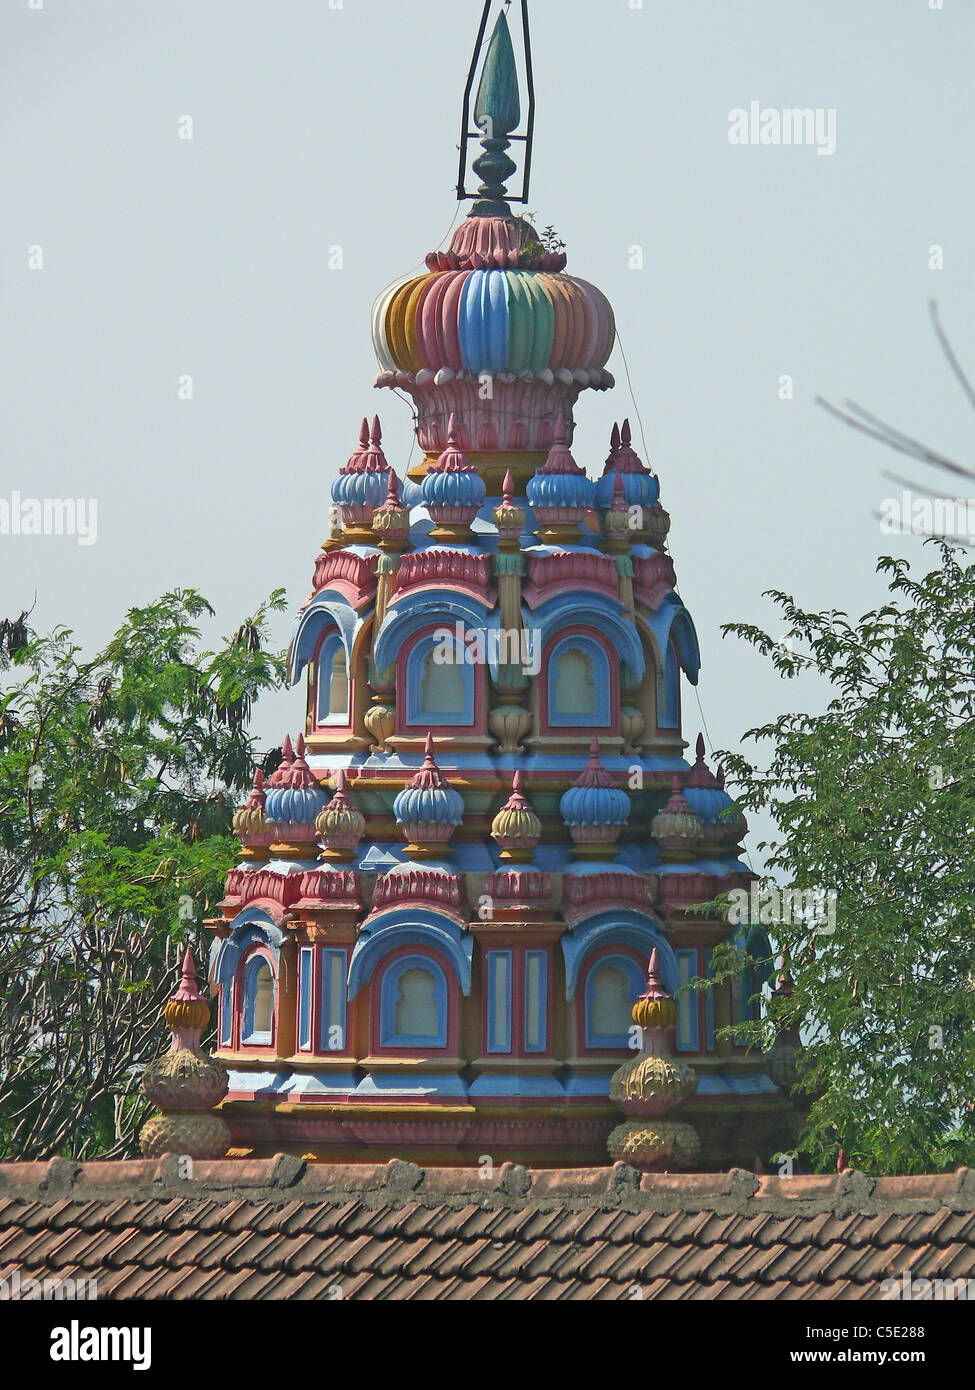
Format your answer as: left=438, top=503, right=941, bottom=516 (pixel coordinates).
left=595, top=419, right=660, bottom=509
left=491, top=770, right=542, bottom=859
left=331, top=416, right=391, bottom=518
left=315, top=768, right=365, bottom=857
left=232, top=768, right=269, bottom=841
left=682, top=734, right=733, bottom=824
left=559, top=738, right=631, bottom=828
left=421, top=415, right=487, bottom=520
left=393, top=733, right=465, bottom=831
left=650, top=777, right=704, bottom=851
left=373, top=267, right=615, bottom=384
left=526, top=418, right=595, bottom=514
left=264, top=735, right=328, bottom=828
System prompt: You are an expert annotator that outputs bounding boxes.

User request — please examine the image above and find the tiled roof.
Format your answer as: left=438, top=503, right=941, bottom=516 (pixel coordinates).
left=1, top=1157, right=974, bottom=1301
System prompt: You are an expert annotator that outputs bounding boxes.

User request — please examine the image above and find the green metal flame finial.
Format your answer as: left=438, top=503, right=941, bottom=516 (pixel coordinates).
left=471, top=10, right=521, bottom=217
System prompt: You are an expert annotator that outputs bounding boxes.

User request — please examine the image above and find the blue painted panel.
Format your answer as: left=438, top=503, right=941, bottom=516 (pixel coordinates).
left=469, top=1073, right=564, bottom=1098
left=524, top=950, right=548, bottom=1053
left=675, top=947, right=699, bottom=1052
left=287, top=1071, right=358, bottom=1097
left=321, top=948, right=347, bottom=1052
left=353, top=1072, right=468, bottom=1098
left=704, top=947, right=716, bottom=1051
left=298, top=947, right=313, bottom=1052
left=485, top=950, right=512, bottom=1053
left=659, top=640, right=680, bottom=728
left=563, top=1070, right=615, bottom=1097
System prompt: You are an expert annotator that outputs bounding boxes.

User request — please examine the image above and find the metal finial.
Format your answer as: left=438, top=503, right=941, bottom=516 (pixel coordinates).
left=457, top=1, right=535, bottom=215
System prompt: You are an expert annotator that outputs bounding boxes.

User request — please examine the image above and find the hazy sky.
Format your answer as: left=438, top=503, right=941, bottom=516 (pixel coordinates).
left=3, top=0, right=973, bottom=847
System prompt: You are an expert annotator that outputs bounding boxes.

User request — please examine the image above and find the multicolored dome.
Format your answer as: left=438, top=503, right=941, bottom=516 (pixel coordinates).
left=373, top=267, right=615, bottom=385
left=315, top=768, right=366, bottom=858
left=232, top=768, right=270, bottom=843
left=650, top=776, right=704, bottom=852
left=491, top=770, right=542, bottom=860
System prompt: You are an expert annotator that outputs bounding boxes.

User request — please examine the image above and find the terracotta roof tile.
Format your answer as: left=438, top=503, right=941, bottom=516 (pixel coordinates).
left=1, top=1157, right=973, bottom=1300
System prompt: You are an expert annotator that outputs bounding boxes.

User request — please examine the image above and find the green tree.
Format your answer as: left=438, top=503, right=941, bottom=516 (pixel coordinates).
left=0, top=588, right=286, bottom=1159
left=717, top=543, right=975, bottom=1173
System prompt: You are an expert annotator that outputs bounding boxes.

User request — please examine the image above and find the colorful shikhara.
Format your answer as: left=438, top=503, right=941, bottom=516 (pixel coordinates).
left=183, top=5, right=800, bottom=1169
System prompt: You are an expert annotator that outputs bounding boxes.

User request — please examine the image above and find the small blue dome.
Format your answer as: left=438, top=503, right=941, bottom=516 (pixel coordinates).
left=399, top=477, right=423, bottom=509
left=559, top=782, right=631, bottom=827
left=526, top=469, right=595, bottom=512
left=331, top=468, right=389, bottom=510
left=264, top=783, right=328, bottom=826
left=682, top=785, right=733, bottom=825
left=594, top=468, right=659, bottom=510
left=421, top=467, right=486, bottom=510
left=393, top=733, right=465, bottom=829
left=393, top=781, right=465, bottom=826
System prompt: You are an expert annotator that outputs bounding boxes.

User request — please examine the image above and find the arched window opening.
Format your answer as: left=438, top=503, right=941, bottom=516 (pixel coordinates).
left=242, top=956, right=275, bottom=1045
left=546, top=633, right=612, bottom=729
left=393, top=967, right=438, bottom=1039
left=584, top=953, right=644, bottom=1049
left=404, top=635, right=475, bottom=726
left=591, top=965, right=631, bottom=1036
left=379, top=953, right=449, bottom=1048
left=315, top=634, right=350, bottom=725
left=420, top=650, right=466, bottom=717
left=328, top=647, right=348, bottom=717
left=554, top=647, right=596, bottom=719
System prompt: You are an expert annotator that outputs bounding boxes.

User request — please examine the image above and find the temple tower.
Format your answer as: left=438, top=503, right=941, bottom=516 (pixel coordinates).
left=207, top=2, right=798, bottom=1168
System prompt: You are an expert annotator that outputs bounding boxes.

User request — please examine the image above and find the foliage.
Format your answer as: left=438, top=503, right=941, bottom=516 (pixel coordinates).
left=0, top=588, right=286, bottom=1159
left=715, top=543, right=975, bottom=1173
